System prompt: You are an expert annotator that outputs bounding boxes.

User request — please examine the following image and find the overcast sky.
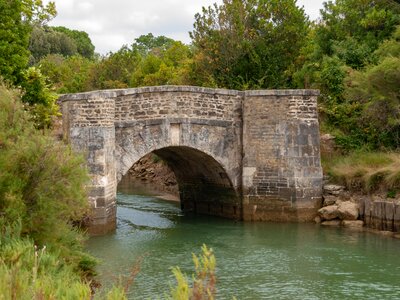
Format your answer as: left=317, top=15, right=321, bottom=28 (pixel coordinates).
left=43, top=0, right=325, bottom=55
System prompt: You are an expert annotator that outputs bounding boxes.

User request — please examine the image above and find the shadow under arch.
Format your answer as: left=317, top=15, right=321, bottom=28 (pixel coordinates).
left=123, top=146, right=241, bottom=220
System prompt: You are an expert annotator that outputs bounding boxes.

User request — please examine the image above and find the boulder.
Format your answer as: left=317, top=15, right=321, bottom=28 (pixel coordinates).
left=318, top=205, right=339, bottom=220
left=338, top=201, right=359, bottom=220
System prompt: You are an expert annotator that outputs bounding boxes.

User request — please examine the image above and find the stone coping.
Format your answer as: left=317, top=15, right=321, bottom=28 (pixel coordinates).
left=59, top=85, right=320, bottom=102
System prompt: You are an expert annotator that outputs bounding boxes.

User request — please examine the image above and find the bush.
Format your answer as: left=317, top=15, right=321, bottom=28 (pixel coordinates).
left=0, top=83, right=92, bottom=275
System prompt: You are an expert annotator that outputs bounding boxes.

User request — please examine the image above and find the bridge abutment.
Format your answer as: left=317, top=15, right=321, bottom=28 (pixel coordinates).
left=242, top=90, right=323, bottom=222
left=62, top=93, right=117, bottom=234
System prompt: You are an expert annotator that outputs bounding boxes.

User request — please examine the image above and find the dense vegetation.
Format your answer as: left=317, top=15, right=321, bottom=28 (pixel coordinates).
left=0, top=0, right=399, bottom=298
left=0, top=83, right=96, bottom=298
left=26, top=0, right=399, bottom=151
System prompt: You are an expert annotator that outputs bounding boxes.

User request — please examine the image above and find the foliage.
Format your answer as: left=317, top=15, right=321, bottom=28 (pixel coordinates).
left=132, top=33, right=175, bottom=55
left=38, top=54, right=95, bottom=93
left=21, top=0, right=56, bottom=26
left=86, top=46, right=141, bottom=90
left=29, top=26, right=77, bottom=64
left=29, top=26, right=95, bottom=64
left=326, top=151, right=400, bottom=193
left=328, top=26, right=400, bottom=150
left=130, top=41, right=192, bottom=87
left=0, top=83, right=90, bottom=268
left=19, top=67, right=58, bottom=128
left=294, top=0, right=400, bottom=151
left=168, top=244, right=216, bottom=300
left=190, top=0, right=309, bottom=89
left=0, top=223, right=92, bottom=300
left=85, top=34, right=192, bottom=91
left=53, top=26, right=95, bottom=59
left=0, top=0, right=31, bottom=84
left=0, top=83, right=136, bottom=299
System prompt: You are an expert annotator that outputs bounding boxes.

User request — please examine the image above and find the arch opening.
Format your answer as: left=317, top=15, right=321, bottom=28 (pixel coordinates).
left=122, top=146, right=241, bottom=220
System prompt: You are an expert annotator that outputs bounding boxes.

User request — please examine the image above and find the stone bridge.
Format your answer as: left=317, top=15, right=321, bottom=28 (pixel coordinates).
left=60, top=86, right=323, bottom=234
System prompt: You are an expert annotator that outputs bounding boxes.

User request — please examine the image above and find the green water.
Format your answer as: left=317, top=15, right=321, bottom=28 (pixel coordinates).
left=87, top=182, right=400, bottom=299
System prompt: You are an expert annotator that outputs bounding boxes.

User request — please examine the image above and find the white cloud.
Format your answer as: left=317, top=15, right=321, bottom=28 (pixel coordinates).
left=44, top=0, right=324, bottom=55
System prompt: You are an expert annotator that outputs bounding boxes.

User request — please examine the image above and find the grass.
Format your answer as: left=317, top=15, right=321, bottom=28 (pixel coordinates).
left=324, top=151, right=400, bottom=193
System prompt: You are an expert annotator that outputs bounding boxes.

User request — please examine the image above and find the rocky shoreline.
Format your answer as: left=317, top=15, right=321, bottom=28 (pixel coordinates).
left=317, top=183, right=400, bottom=237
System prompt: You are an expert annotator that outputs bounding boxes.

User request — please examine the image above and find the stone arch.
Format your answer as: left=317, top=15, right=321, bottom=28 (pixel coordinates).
left=122, top=146, right=240, bottom=218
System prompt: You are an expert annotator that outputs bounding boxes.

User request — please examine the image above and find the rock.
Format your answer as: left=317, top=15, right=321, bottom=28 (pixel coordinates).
left=318, top=205, right=339, bottom=220
left=321, top=220, right=341, bottom=226
left=314, top=216, right=322, bottom=224
left=323, top=195, right=337, bottom=206
left=342, top=220, right=364, bottom=228
left=323, top=184, right=345, bottom=195
left=338, top=201, right=359, bottom=220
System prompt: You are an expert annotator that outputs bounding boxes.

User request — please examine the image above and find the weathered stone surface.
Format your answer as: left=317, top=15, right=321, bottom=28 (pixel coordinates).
left=342, top=220, right=364, bottom=228
left=338, top=201, right=359, bottom=220
left=314, top=215, right=322, bottom=224
left=318, top=205, right=339, bottom=220
left=61, top=86, right=323, bottom=233
left=323, top=184, right=345, bottom=195
left=323, top=195, right=337, bottom=206
left=321, top=220, right=341, bottom=226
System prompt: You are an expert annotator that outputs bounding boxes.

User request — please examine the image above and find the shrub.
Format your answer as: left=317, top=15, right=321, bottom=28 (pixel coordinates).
left=0, top=83, right=91, bottom=275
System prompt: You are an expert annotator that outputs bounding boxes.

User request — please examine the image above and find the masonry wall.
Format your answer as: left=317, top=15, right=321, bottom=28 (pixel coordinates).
left=242, top=90, right=322, bottom=221
left=113, top=86, right=243, bottom=219
left=60, top=86, right=323, bottom=234
left=113, top=86, right=243, bottom=187
left=61, top=92, right=117, bottom=235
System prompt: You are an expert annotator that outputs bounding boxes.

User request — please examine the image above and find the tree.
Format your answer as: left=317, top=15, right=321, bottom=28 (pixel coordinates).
left=0, top=0, right=56, bottom=83
left=343, top=26, right=400, bottom=149
left=29, top=26, right=78, bottom=63
left=38, top=54, right=95, bottom=93
left=53, top=26, right=95, bottom=59
left=130, top=41, right=192, bottom=86
left=132, top=33, right=175, bottom=55
left=86, top=46, right=141, bottom=90
left=295, top=0, right=400, bottom=90
left=292, top=0, right=400, bottom=150
left=190, top=0, right=309, bottom=89
left=0, top=0, right=31, bottom=84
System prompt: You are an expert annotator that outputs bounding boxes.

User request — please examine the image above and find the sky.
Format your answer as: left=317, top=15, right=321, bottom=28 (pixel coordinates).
left=43, top=0, right=325, bottom=55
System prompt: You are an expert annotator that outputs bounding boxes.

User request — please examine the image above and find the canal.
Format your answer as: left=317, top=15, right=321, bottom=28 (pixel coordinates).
left=87, top=180, right=400, bottom=299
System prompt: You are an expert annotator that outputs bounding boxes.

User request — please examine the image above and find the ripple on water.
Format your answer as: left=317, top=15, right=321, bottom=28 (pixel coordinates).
left=87, top=192, right=400, bottom=300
